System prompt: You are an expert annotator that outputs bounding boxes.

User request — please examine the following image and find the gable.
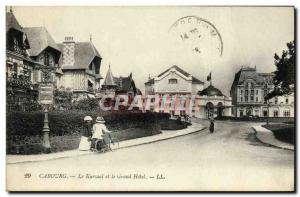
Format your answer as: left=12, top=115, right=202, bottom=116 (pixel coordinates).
left=155, top=72, right=192, bottom=93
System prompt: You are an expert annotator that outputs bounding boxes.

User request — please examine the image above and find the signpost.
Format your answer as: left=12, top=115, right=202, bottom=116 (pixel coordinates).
left=39, top=74, right=54, bottom=153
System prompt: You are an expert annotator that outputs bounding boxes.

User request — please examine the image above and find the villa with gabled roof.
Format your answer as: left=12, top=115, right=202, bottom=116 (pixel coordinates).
left=57, top=36, right=103, bottom=99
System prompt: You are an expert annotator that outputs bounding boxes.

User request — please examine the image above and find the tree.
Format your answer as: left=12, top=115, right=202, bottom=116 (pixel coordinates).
left=266, top=41, right=295, bottom=100
left=274, top=41, right=295, bottom=93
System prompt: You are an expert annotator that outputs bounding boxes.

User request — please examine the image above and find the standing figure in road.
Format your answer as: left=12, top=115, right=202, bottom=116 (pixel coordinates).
left=91, top=116, right=113, bottom=152
left=78, top=116, right=93, bottom=151
left=209, top=118, right=215, bottom=133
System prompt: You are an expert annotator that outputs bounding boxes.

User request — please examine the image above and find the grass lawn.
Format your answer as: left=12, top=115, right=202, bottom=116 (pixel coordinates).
left=263, top=124, right=295, bottom=145
left=50, top=134, right=81, bottom=153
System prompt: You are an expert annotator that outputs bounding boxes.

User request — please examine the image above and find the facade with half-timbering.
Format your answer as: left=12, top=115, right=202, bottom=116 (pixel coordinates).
left=57, top=37, right=102, bottom=100
left=6, top=10, right=39, bottom=111
left=24, top=27, right=61, bottom=86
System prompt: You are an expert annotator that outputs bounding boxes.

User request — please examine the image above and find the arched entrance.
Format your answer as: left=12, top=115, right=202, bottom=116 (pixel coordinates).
left=206, top=102, right=214, bottom=118
left=246, top=106, right=252, bottom=117
left=217, top=102, right=224, bottom=117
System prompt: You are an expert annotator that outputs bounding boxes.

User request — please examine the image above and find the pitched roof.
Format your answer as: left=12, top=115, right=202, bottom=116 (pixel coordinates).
left=6, top=11, right=23, bottom=33
left=103, top=65, right=117, bottom=86
left=146, top=65, right=204, bottom=84
left=24, top=27, right=61, bottom=57
left=58, top=42, right=102, bottom=70
left=230, top=67, right=274, bottom=91
left=113, top=73, right=134, bottom=92
left=158, top=65, right=191, bottom=78
left=192, top=76, right=204, bottom=84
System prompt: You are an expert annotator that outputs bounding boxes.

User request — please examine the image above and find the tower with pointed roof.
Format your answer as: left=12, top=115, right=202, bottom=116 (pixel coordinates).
left=100, top=65, right=140, bottom=99
left=102, top=64, right=117, bottom=88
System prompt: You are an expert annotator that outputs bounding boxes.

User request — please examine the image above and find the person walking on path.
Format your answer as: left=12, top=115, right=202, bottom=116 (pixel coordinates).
left=78, top=116, right=93, bottom=151
left=209, top=118, right=215, bottom=133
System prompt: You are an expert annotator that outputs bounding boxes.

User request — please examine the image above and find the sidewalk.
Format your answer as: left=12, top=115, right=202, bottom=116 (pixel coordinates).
left=7, top=123, right=206, bottom=164
left=252, top=125, right=294, bottom=151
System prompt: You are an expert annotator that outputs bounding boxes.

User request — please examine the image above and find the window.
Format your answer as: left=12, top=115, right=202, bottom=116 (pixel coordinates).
left=274, top=110, right=278, bottom=117
left=250, top=95, right=254, bottom=101
left=256, top=90, right=258, bottom=94
left=169, top=79, right=178, bottom=84
left=256, top=97, right=258, bottom=102
left=13, top=63, right=18, bottom=74
left=240, top=97, right=243, bottom=102
left=239, top=110, right=243, bottom=117
left=285, top=98, right=289, bottom=104
left=240, top=89, right=243, bottom=95
left=275, top=97, right=278, bottom=104
left=245, top=90, right=248, bottom=102
left=284, top=110, right=290, bottom=117
left=255, top=110, right=259, bottom=116
left=13, top=37, right=19, bottom=52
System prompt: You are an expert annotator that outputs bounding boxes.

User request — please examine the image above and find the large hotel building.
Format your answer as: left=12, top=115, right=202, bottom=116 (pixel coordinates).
left=230, top=67, right=294, bottom=118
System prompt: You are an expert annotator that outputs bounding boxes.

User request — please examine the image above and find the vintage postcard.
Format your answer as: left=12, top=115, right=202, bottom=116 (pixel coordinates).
left=6, top=6, right=295, bottom=191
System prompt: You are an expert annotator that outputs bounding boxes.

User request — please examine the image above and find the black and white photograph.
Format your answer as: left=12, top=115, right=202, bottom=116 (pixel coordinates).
left=5, top=5, right=295, bottom=192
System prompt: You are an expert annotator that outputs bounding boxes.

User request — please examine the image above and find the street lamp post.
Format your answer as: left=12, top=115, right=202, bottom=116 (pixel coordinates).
left=40, top=67, right=54, bottom=153
left=42, top=106, right=51, bottom=152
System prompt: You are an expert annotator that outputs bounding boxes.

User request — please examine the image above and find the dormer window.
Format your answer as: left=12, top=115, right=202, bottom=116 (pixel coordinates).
left=169, top=79, right=178, bottom=84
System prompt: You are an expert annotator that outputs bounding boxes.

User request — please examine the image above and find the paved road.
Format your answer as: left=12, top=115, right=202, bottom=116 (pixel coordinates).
left=7, top=120, right=294, bottom=191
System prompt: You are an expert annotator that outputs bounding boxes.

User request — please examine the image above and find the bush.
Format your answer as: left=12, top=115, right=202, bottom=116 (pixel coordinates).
left=160, top=119, right=188, bottom=130
left=72, top=98, right=99, bottom=111
left=53, top=88, right=73, bottom=110
left=263, top=124, right=295, bottom=144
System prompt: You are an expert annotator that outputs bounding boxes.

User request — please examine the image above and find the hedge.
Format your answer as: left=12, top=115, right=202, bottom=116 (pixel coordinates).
left=160, top=119, right=189, bottom=130
left=7, top=111, right=170, bottom=154
left=7, top=110, right=170, bottom=137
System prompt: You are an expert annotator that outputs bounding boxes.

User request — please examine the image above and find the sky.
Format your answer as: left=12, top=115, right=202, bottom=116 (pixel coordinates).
left=11, top=6, right=294, bottom=95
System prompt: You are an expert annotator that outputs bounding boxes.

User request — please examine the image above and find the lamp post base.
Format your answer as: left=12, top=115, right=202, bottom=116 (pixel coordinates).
left=42, top=108, right=51, bottom=153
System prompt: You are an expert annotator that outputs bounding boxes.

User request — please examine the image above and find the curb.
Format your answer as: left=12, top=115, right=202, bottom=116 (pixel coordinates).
left=252, top=126, right=294, bottom=151
left=7, top=125, right=207, bottom=164
left=116, top=126, right=207, bottom=150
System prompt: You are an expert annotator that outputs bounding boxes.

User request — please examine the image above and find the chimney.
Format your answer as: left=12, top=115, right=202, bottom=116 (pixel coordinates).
left=62, top=36, right=75, bottom=66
